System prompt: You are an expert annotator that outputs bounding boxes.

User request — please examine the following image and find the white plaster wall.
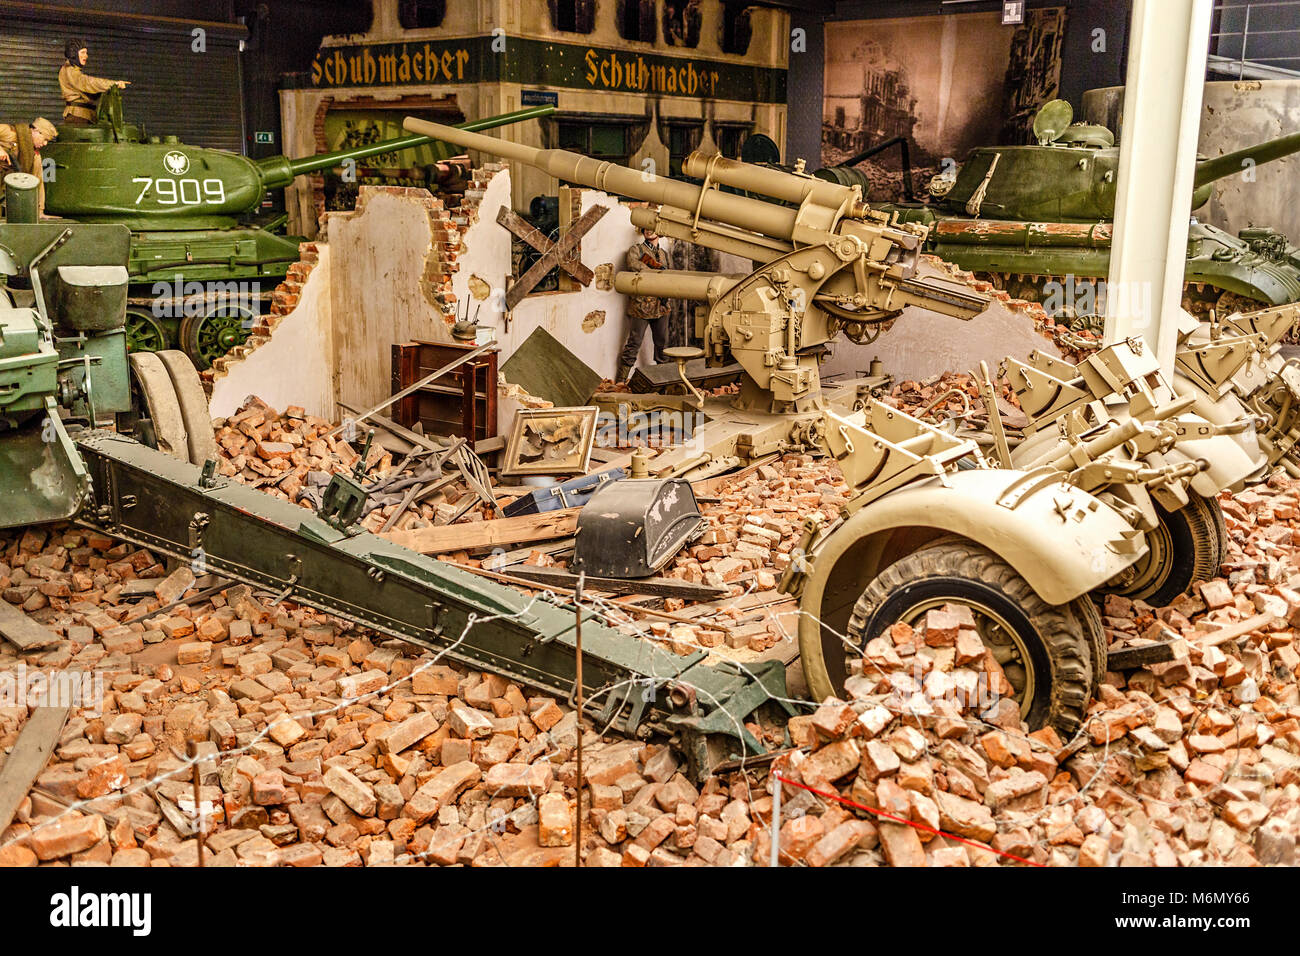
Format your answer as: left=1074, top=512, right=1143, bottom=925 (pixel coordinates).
left=818, top=299, right=1060, bottom=384
left=451, top=169, right=642, bottom=415
left=208, top=246, right=336, bottom=420
left=329, top=192, right=445, bottom=413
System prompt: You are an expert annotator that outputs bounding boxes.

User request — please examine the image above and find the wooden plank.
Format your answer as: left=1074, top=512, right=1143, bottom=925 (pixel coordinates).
left=503, top=567, right=729, bottom=601
left=384, top=508, right=581, bottom=555
left=1106, top=641, right=1178, bottom=671
left=0, top=706, right=70, bottom=834
left=481, top=537, right=576, bottom=570
left=503, top=205, right=606, bottom=308
left=495, top=206, right=593, bottom=285
left=1194, top=611, right=1276, bottom=648
left=0, top=599, right=61, bottom=650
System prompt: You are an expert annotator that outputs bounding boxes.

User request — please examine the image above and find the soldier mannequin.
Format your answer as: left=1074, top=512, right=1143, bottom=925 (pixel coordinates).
left=617, top=227, right=669, bottom=383
left=0, top=118, right=58, bottom=214
left=59, top=40, right=130, bottom=126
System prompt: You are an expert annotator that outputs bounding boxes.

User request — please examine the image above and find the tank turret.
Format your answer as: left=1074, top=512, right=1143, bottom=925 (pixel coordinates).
left=44, top=89, right=556, bottom=229
left=29, top=89, right=554, bottom=369
left=927, top=99, right=1300, bottom=223
left=864, top=98, right=1300, bottom=320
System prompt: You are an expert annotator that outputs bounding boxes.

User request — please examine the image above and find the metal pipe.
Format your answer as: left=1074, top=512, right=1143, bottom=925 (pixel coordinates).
left=402, top=116, right=805, bottom=241
left=681, top=151, right=859, bottom=210
left=613, top=270, right=739, bottom=302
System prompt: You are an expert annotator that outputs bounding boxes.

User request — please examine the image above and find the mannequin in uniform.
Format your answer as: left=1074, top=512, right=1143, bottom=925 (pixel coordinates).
left=617, top=227, right=669, bottom=382
left=0, top=118, right=58, bottom=213
left=59, top=39, right=130, bottom=126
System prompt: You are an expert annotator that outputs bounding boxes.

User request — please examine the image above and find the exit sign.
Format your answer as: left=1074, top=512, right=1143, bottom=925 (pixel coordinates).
left=254, top=131, right=274, bottom=144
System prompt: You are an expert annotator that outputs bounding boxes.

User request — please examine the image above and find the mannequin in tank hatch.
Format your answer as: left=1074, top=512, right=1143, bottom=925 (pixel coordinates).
left=0, top=118, right=58, bottom=214
left=59, top=40, right=130, bottom=126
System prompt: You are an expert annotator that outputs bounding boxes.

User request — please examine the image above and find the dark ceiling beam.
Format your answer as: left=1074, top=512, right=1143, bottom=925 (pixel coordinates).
left=749, top=0, right=838, bottom=14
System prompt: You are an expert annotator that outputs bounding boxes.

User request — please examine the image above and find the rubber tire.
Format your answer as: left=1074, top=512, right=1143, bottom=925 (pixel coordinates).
left=156, top=350, right=218, bottom=466
left=1071, top=592, right=1105, bottom=695
left=127, top=352, right=189, bottom=462
left=1186, top=491, right=1228, bottom=573
left=1118, top=501, right=1220, bottom=607
left=842, top=541, right=1092, bottom=737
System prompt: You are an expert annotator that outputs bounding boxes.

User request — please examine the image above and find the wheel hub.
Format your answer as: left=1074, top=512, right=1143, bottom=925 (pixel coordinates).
left=894, top=596, right=1034, bottom=719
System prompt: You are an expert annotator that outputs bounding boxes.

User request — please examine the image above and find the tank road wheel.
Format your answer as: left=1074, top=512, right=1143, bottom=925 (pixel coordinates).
left=124, top=309, right=167, bottom=353
left=1109, top=501, right=1219, bottom=607
left=181, top=305, right=254, bottom=371
left=123, top=352, right=189, bottom=461
left=156, top=350, right=218, bottom=466
left=824, top=541, right=1093, bottom=737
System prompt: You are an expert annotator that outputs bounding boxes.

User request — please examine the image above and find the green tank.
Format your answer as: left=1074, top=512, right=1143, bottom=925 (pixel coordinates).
left=32, top=89, right=554, bottom=368
left=861, top=99, right=1300, bottom=321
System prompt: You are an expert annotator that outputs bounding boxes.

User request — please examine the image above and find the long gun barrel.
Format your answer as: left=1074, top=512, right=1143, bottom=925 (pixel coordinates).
left=402, top=117, right=862, bottom=244
left=255, top=105, right=557, bottom=191
left=1193, top=130, right=1300, bottom=191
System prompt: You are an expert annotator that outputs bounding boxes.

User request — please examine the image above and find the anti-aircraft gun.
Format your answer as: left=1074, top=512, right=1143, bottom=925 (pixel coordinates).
left=403, top=116, right=989, bottom=414
left=32, top=88, right=555, bottom=369
left=398, top=115, right=1196, bottom=736
left=400, top=115, right=1298, bottom=737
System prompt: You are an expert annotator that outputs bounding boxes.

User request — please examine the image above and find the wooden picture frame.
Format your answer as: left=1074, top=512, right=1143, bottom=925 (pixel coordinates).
left=501, top=406, right=600, bottom=477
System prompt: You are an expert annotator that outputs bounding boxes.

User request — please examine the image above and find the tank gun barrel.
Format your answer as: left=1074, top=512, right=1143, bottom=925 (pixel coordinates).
left=403, top=116, right=821, bottom=242
left=1193, top=130, right=1300, bottom=190
left=257, top=105, right=557, bottom=190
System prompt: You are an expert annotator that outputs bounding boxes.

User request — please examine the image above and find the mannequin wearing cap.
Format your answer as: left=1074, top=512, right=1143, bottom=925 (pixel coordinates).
left=59, top=39, right=130, bottom=126
left=617, top=226, right=670, bottom=383
left=0, top=118, right=58, bottom=214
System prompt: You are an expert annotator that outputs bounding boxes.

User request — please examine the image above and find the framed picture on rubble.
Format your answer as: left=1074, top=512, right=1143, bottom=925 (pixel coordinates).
left=501, top=406, right=600, bottom=477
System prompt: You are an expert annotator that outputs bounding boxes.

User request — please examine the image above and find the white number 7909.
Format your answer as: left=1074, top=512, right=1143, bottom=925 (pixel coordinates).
left=132, top=177, right=227, bottom=206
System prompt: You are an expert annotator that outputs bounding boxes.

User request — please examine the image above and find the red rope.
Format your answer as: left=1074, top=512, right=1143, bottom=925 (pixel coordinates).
left=772, top=773, right=1046, bottom=868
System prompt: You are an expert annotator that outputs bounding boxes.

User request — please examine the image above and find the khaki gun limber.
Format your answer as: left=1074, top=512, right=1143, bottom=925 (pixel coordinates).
left=402, top=116, right=987, bottom=412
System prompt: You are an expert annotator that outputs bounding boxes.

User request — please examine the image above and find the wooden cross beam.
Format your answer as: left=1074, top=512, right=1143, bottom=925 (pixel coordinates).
left=496, top=204, right=607, bottom=310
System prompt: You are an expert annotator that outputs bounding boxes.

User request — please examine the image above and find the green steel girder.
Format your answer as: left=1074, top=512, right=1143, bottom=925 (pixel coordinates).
left=73, top=429, right=792, bottom=778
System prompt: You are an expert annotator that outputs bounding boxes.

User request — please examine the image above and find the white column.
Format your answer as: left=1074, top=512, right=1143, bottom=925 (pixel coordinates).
left=1105, top=0, right=1213, bottom=374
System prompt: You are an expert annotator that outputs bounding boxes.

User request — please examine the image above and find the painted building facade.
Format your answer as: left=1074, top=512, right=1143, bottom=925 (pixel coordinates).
left=278, top=0, right=791, bottom=237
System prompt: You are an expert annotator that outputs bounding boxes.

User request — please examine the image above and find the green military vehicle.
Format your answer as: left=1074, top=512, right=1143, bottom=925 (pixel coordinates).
left=24, top=88, right=552, bottom=369
left=865, top=100, right=1300, bottom=320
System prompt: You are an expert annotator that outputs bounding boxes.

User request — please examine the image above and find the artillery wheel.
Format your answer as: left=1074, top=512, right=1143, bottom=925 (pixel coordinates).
left=811, top=541, right=1092, bottom=737
left=1109, top=501, right=1219, bottom=607
left=124, top=351, right=189, bottom=461
left=181, top=304, right=254, bottom=371
left=124, top=308, right=168, bottom=353
left=156, top=350, right=219, bottom=466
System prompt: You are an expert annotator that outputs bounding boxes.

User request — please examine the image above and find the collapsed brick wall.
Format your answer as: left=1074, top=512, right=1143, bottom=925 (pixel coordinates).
left=341, top=164, right=506, bottom=326
left=199, top=243, right=322, bottom=393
